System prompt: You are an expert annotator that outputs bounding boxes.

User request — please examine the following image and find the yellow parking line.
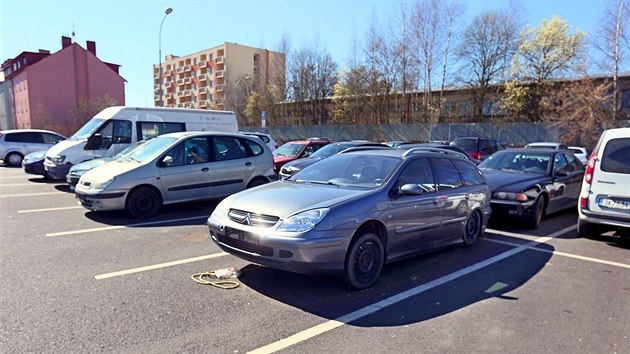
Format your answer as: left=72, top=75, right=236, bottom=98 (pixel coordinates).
left=18, top=206, right=84, bottom=213
left=94, top=252, right=229, bottom=279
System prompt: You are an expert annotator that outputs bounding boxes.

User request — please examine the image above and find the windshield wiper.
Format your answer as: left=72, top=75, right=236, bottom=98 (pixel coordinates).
left=309, top=180, right=340, bottom=186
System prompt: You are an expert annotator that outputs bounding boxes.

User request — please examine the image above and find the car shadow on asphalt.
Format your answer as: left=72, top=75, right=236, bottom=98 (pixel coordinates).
left=236, top=238, right=553, bottom=326
left=82, top=199, right=219, bottom=226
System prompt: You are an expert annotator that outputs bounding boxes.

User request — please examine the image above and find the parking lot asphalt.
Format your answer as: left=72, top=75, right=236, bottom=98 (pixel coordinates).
left=1, top=165, right=629, bottom=353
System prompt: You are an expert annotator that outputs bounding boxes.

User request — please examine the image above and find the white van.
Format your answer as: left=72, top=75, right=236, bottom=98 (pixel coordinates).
left=44, top=106, right=237, bottom=180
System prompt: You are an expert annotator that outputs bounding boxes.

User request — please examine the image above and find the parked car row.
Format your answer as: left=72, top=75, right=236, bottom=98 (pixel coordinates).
left=4, top=113, right=627, bottom=290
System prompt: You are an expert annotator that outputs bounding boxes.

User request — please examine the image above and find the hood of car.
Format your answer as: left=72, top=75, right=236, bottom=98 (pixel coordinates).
left=71, top=157, right=114, bottom=172
left=281, top=157, right=320, bottom=171
left=79, top=159, right=143, bottom=183
left=221, top=181, right=370, bottom=218
left=273, top=156, right=296, bottom=164
left=481, top=168, right=549, bottom=192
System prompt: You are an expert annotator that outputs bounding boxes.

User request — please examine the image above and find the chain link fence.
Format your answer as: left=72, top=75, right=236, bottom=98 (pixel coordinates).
left=242, top=120, right=630, bottom=147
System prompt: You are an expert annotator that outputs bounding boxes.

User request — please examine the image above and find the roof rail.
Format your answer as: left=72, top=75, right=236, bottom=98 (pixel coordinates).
left=401, top=147, right=467, bottom=159
left=338, top=146, right=393, bottom=154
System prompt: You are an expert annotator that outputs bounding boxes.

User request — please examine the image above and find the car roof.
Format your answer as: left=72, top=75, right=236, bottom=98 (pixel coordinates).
left=342, top=146, right=470, bottom=160
left=497, top=148, right=558, bottom=153
left=0, top=129, right=64, bottom=135
left=160, top=131, right=255, bottom=139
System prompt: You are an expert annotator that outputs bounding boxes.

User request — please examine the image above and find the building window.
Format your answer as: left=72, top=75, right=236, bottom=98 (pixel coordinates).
left=194, top=58, right=198, bottom=65
left=622, top=90, right=630, bottom=109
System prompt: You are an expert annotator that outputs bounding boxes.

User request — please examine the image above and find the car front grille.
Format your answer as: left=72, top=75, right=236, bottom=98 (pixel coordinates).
left=228, top=209, right=279, bottom=227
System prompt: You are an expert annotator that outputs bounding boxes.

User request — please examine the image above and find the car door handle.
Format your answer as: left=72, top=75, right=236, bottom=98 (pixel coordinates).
left=201, top=167, right=209, bottom=172
left=465, top=194, right=470, bottom=200
left=245, top=162, right=252, bottom=166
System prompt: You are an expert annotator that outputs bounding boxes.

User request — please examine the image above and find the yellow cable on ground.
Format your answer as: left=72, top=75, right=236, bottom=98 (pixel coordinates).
left=191, top=271, right=240, bottom=289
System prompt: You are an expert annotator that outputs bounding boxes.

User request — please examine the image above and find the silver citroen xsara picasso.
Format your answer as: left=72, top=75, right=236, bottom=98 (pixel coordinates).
left=208, top=148, right=492, bottom=289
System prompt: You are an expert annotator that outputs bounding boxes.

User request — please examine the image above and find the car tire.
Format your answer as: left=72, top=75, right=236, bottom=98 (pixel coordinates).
left=126, top=187, right=161, bottom=218
left=344, top=232, right=384, bottom=290
left=247, top=178, right=267, bottom=189
left=525, top=196, right=544, bottom=229
left=463, top=211, right=482, bottom=246
left=5, top=152, right=23, bottom=167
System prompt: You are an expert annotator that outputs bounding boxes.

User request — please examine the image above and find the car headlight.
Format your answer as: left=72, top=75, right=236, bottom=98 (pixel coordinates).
left=492, top=192, right=529, bottom=202
left=51, top=155, right=66, bottom=164
left=91, top=178, right=115, bottom=190
left=70, top=169, right=88, bottom=177
left=276, top=208, right=329, bottom=232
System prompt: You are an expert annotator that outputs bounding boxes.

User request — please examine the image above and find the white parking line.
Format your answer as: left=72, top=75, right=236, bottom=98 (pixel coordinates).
left=484, top=238, right=630, bottom=269
left=94, top=252, right=229, bottom=279
left=18, top=206, right=84, bottom=213
left=0, top=183, right=60, bottom=187
left=45, top=215, right=209, bottom=237
left=248, top=231, right=567, bottom=354
left=0, top=192, right=66, bottom=198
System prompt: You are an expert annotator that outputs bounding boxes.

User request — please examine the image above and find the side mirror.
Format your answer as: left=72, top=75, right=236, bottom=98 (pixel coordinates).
left=398, top=183, right=425, bottom=196
left=160, top=155, right=174, bottom=167
left=85, top=134, right=103, bottom=150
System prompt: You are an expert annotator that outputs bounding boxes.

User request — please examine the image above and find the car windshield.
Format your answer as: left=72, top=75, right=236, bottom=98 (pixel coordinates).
left=309, top=143, right=352, bottom=159
left=273, top=143, right=306, bottom=158
left=479, top=151, right=551, bottom=174
left=112, top=139, right=153, bottom=159
left=70, top=118, right=105, bottom=141
left=288, top=154, right=400, bottom=188
left=125, top=137, right=177, bottom=163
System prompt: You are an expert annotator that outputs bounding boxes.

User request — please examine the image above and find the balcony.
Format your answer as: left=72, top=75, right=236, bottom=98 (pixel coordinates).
left=177, top=78, right=184, bottom=85
left=184, top=77, right=192, bottom=84
left=199, top=99, right=209, bottom=108
left=215, top=56, right=224, bottom=64
left=184, top=65, right=192, bottom=72
left=177, top=67, right=184, bottom=73
left=178, top=91, right=185, bottom=97
left=154, top=84, right=159, bottom=90
left=154, top=94, right=160, bottom=100
left=215, top=84, right=224, bottom=92
left=198, top=74, right=207, bottom=82
left=184, top=102, right=193, bottom=108
left=199, top=61, right=207, bottom=68
left=199, top=87, right=208, bottom=94
left=184, top=90, right=192, bottom=97
left=215, top=70, right=224, bottom=78
left=215, top=98, right=224, bottom=105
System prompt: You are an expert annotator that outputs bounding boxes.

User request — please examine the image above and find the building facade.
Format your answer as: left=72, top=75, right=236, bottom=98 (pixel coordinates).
left=153, top=42, right=284, bottom=115
left=0, top=36, right=125, bottom=136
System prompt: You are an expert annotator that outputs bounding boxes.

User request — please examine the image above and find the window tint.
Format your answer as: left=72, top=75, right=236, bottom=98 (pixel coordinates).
left=564, top=153, right=583, bottom=172
left=42, top=133, right=64, bottom=144
left=137, top=122, right=185, bottom=140
left=5, top=132, right=42, bottom=143
left=98, top=120, right=132, bottom=144
left=213, top=136, right=247, bottom=161
left=453, top=160, right=485, bottom=186
left=451, top=138, right=477, bottom=150
left=244, top=138, right=264, bottom=156
left=479, top=139, right=498, bottom=155
left=396, top=158, right=437, bottom=193
left=432, top=158, right=463, bottom=189
left=185, top=138, right=209, bottom=164
left=553, top=153, right=568, bottom=172
left=601, top=138, right=630, bottom=174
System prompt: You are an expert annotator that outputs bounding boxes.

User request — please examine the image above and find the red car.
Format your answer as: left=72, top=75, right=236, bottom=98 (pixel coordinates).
left=272, top=138, right=331, bottom=174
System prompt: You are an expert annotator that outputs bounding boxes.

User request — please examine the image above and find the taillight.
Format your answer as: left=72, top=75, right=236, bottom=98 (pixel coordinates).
left=580, top=197, right=588, bottom=208
left=471, top=151, right=481, bottom=160
left=584, top=153, right=597, bottom=185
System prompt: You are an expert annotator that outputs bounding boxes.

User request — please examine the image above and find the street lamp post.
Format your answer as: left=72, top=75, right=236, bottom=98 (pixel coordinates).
left=235, top=75, right=251, bottom=122
left=158, top=6, right=173, bottom=107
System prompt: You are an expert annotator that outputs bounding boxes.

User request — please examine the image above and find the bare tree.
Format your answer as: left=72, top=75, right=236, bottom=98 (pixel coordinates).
left=594, top=0, right=629, bottom=119
left=457, top=10, right=519, bottom=119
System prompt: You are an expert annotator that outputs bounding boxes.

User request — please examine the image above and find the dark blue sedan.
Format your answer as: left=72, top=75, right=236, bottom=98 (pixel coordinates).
left=479, top=148, right=585, bottom=229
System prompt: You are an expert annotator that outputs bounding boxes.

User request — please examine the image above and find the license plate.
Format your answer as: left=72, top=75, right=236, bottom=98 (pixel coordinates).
left=598, top=198, right=630, bottom=210
left=225, top=227, right=258, bottom=245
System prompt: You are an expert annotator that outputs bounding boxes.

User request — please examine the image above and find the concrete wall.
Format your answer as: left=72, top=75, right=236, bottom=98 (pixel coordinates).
left=0, top=80, right=13, bottom=130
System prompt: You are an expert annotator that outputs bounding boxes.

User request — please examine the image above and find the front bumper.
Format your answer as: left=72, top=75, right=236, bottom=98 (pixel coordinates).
left=23, top=162, right=47, bottom=177
left=44, top=160, right=72, bottom=181
left=490, top=199, right=536, bottom=217
left=75, top=189, right=128, bottom=211
left=207, top=214, right=350, bottom=275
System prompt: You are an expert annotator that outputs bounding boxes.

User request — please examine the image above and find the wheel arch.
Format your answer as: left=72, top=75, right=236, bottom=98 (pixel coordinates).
left=125, top=183, right=163, bottom=207
left=351, top=219, right=388, bottom=254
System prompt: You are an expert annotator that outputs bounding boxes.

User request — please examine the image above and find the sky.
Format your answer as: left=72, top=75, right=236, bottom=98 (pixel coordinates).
left=0, top=0, right=611, bottom=108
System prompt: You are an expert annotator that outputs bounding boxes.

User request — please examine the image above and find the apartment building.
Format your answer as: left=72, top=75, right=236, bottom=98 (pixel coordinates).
left=153, top=42, right=284, bottom=112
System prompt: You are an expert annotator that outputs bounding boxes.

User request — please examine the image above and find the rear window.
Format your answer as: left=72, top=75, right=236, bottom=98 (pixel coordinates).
left=600, top=138, right=630, bottom=174
left=451, top=139, right=477, bottom=150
